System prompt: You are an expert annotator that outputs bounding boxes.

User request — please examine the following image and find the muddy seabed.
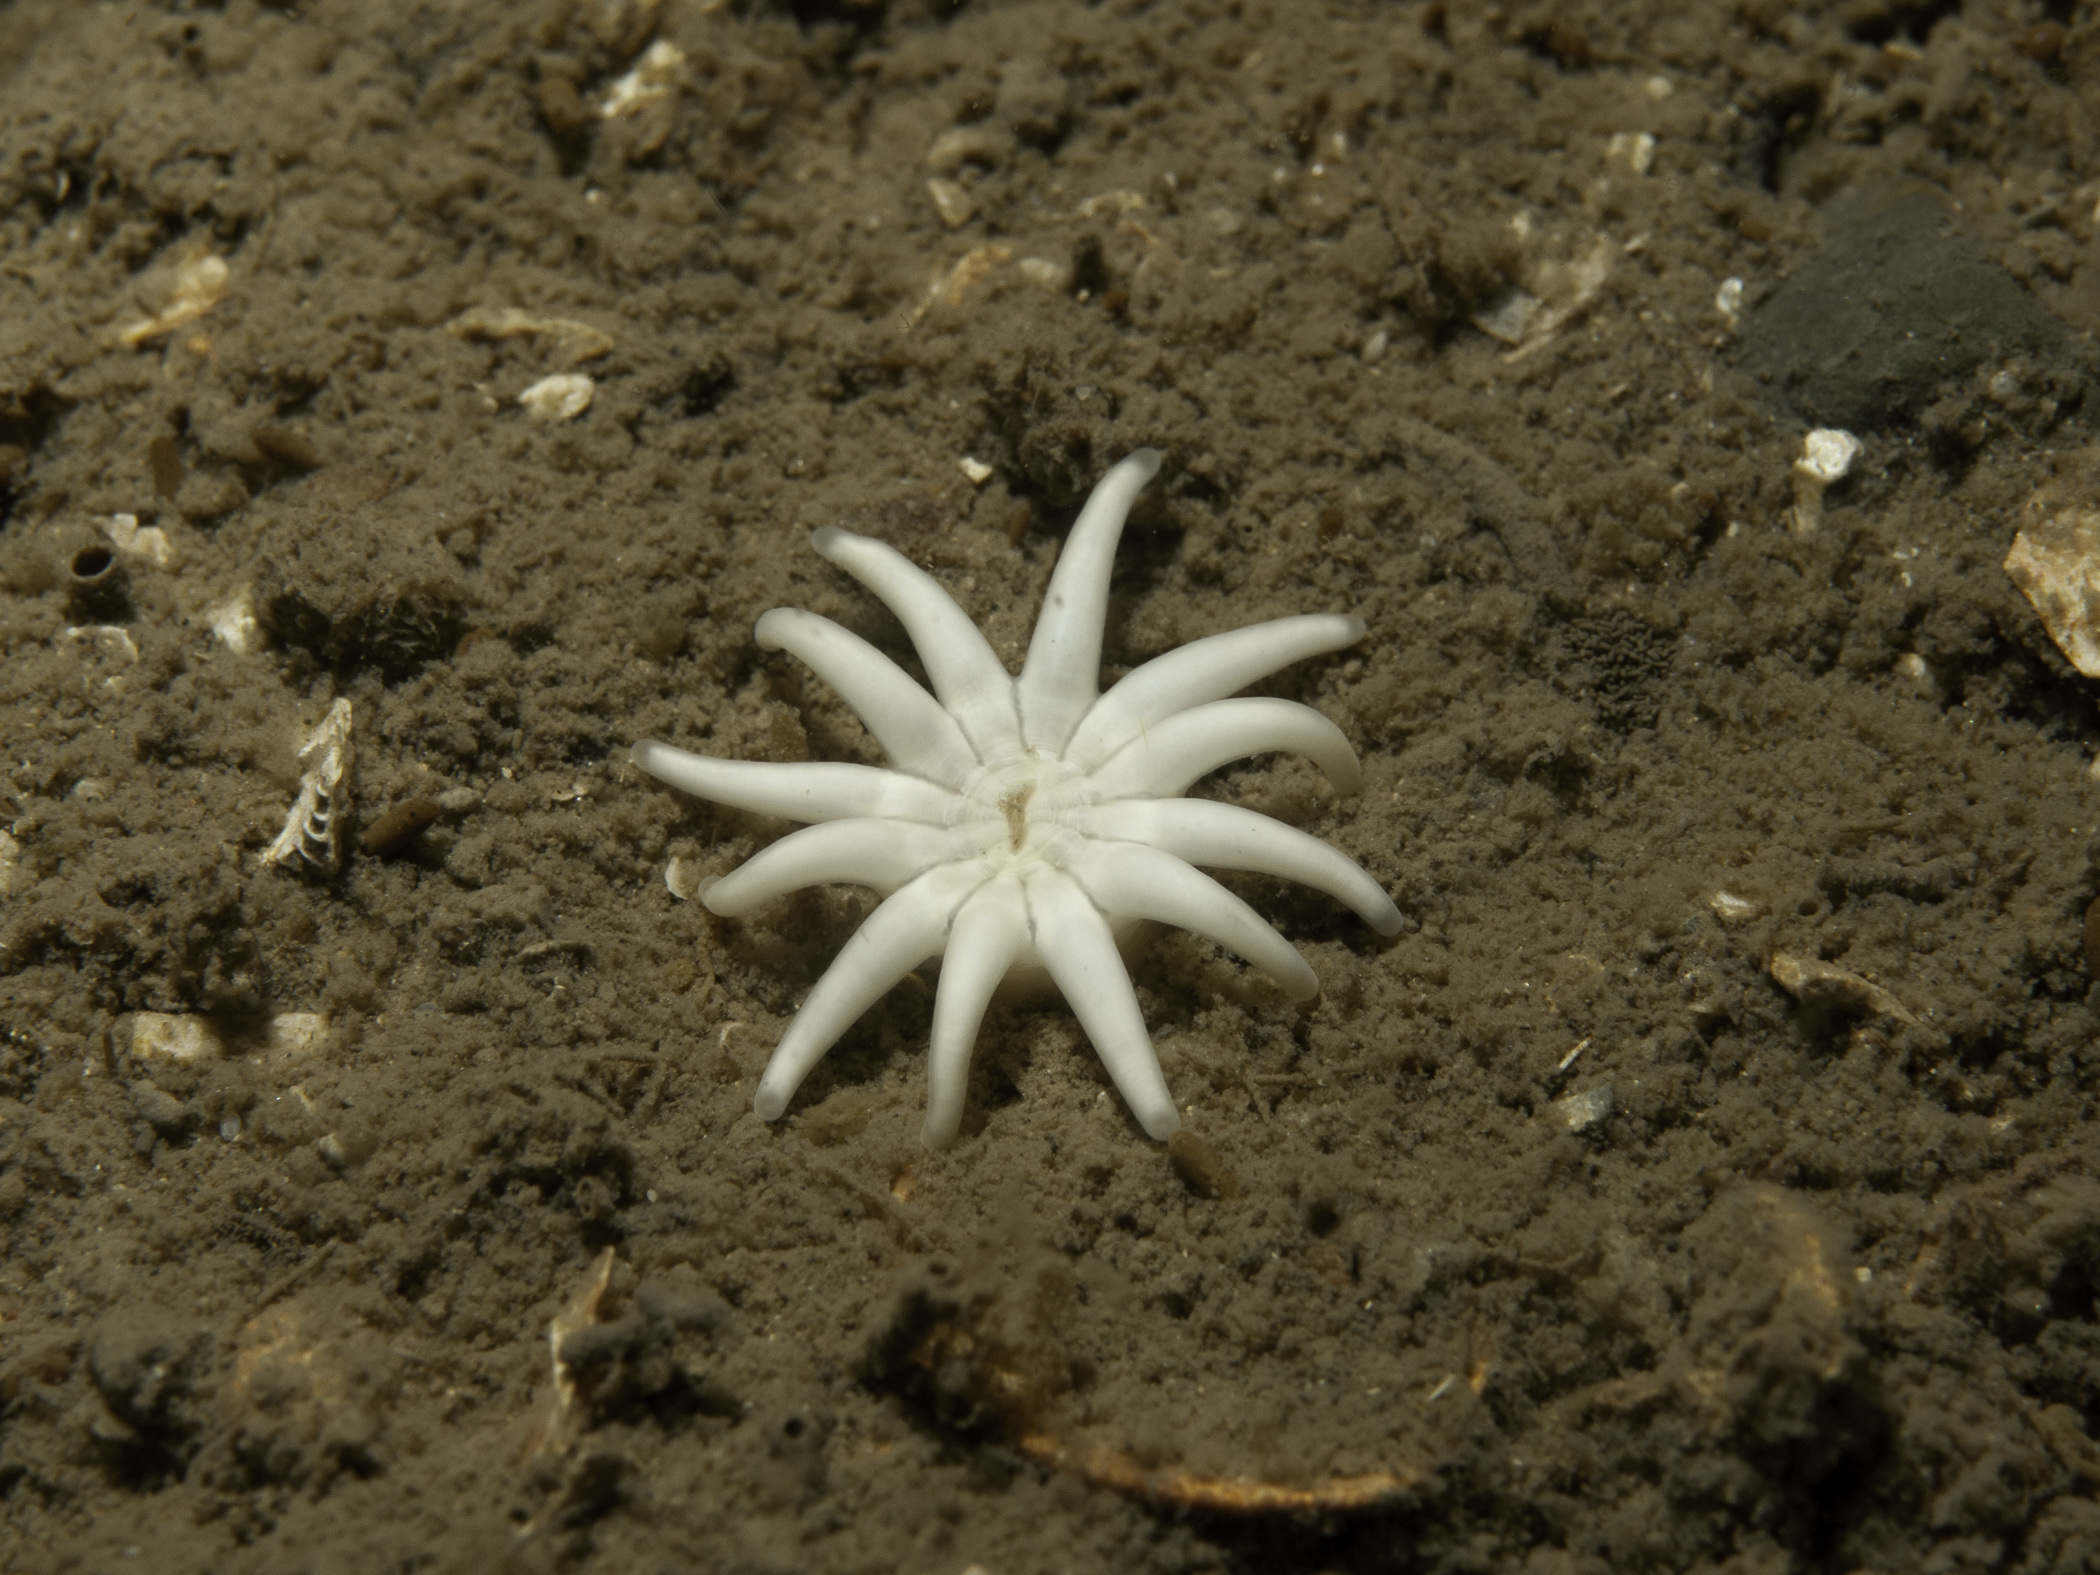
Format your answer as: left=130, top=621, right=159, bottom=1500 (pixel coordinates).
left=3, top=0, right=2100, bottom=1570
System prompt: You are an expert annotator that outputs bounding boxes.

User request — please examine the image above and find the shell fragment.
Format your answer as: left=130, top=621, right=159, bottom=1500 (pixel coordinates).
left=266, top=699, right=354, bottom=874
left=2004, top=492, right=2100, bottom=678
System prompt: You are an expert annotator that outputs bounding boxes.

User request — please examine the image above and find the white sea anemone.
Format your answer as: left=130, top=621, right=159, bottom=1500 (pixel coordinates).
left=633, top=450, right=1400, bottom=1146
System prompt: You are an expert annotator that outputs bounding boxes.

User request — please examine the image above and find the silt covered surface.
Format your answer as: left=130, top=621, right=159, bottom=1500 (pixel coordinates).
left=2, top=1, right=2100, bottom=1571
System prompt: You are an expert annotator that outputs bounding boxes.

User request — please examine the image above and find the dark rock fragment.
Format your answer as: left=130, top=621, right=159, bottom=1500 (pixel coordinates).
left=1742, top=187, right=2074, bottom=431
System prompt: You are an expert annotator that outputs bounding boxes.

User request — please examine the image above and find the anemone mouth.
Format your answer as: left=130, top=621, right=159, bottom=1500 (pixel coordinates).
left=1000, top=787, right=1030, bottom=848
left=971, top=752, right=1087, bottom=814
left=960, top=754, right=1095, bottom=870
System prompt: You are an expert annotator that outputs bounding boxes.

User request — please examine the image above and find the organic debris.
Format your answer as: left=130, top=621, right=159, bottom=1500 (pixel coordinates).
left=1470, top=234, right=1612, bottom=360
left=902, top=245, right=1014, bottom=329
left=1015, top=1430, right=1418, bottom=1514
left=117, top=251, right=229, bottom=349
left=868, top=1256, right=1420, bottom=1516
left=1768, top=950, right=1945, bottom=1050
left=446, top=306, right=615, bottom=368
left=521, top=1247, right=618, bottom=1461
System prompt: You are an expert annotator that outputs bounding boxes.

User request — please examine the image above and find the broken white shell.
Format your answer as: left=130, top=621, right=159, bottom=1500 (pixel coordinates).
left=601, top=38, right=685, bottom=117
left=103, top=513, right=178, bottom=570
left=206, top=586, right=264, bottom=654
left=1714, top=276, right=1744, bottom=328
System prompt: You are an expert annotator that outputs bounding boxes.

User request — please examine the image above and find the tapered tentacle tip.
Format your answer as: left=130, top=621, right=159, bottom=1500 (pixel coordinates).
left=1367, top=896, right=1405, bottom=938
left=1137, top=1099, right=1182, bottom=1141
left=1340, top=615, right=1368, bottom=643
left=1280, top=963, right=1322, bottom=1003
left=810, top=525, right=850, bottom=559
left=1121, top=447, right=1163, bottom=481
left=753, top=1083, right=790, bottom=1121
left=919, top=1060, right=966, bottom=1148
left=918, top=1112, right=961, bottom=1149
left=1324, top=752, right=1364, bottom=794
left=630, top=739, right=672, bottom=780
left=753, top=607, right=793, bottom=651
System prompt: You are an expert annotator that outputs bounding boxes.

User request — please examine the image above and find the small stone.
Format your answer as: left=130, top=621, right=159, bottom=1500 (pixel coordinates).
left=132, top=1013, right=221, bottom=1063
left=538, top=76, right=590, bottom=137
left=1016, top=256, right=1072, bottom=292
left=264, top=1013, right=328, bottom=1064
left=927, top=125, right=1007, bottom=173
left=251, top=424, right=323, bottom=471
left=175, top=469, right=247, bottom=523
left=1709, top=890, right=1763, bottom=923
left=130, top=1081, right=191, bottom=1135
left=1896, top=651, right=1941, bottom=700
left=1741, top=188, right=2065, bottom=430
left=927, top=178, right=977, bottom=227
left=1604, top=132, right=1655, bottom=175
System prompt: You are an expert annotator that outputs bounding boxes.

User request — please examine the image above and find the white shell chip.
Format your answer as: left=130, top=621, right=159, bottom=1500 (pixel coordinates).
left=519, top=373, right=594, bottom=422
